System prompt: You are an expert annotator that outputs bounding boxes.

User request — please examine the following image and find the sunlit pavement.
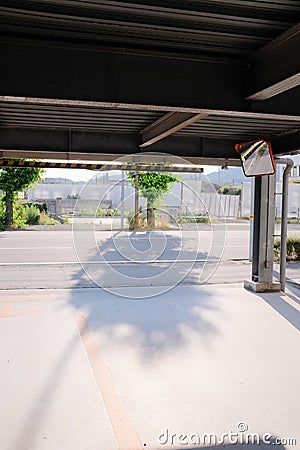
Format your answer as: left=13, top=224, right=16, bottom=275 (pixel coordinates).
left=0, top=228, right=299, bottom=290
left=0, top=284, right=299, bottom=450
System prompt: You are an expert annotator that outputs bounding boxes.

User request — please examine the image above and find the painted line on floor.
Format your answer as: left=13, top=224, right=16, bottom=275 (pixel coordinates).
left=0, top=295, right=57, bottom=301
left=0, top=303, right=39, bottom=318
left=75, top=314, right=142, bottom=450
left=0, top=247, right=73, bottom=250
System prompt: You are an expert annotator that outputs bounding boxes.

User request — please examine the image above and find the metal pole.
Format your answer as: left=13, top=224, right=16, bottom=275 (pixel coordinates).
left=120, top=171, right=125, bottom=230
left=251, top=175, right=276, bottom=284
left=134, top=172, right=139, bottom=229
left=274, top=158, right=293, bottom=292
left=249, top=177, right=254, bottom=262
left=180, top=181, right=184, bottom=217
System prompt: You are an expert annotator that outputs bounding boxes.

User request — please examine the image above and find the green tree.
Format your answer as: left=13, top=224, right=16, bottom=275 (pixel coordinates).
left=220, top=183, right=241, bottom=196
left=127, top=171, right=178, bottom=227
left=0, top=164, right=45, bottom=227
left=220, top=183, right=230, bottom=195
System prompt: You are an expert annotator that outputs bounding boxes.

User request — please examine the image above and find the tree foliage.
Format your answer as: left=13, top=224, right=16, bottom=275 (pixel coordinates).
left=128, top=171, right=178, bottom=203
left=127, top=171, right=179, bottom=227
left=0, top=163, right=45, bottom=227
left=0, top=165, right=44, bottom=198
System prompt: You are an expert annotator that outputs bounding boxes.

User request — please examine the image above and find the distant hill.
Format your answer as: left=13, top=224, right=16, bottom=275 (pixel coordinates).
left=206, top=167, right=247, bottom=185
left=40, top=169, right=248, bottom=186
left=43, top=177, right=74, bottom=184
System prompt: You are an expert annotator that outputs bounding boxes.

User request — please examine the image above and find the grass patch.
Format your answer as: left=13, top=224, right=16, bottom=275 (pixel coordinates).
left=38, top=211, right=60, bottom=225
left=177, top=215, right=209, bottom=224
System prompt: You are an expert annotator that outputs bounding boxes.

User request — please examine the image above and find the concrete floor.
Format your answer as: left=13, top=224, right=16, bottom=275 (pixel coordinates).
left=0, top=284, right=299, bottom=450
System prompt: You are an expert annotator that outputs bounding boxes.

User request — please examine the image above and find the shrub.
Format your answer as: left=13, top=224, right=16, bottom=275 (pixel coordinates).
left=176, top=214, right=209, bottom=224
left=24, top=205, right=40, bottom=225
left=67, top=194, right=80, bottom=199
left=155, top=214, right=170, bottom=228
left=194, top=217, right=209, bottom=223
left=0, top=200, right=27, bottom=228
left=0, top=200, right=43, bottom=228
left=274, top=238, right=281, bottom=261
left=0, top=200, right=6, bottom=230
left=294, top=239, right=300, bottom=260
left=220, top=184, right=230, bottom=195
left=27, top=202, right=47, bottom=213
left=274, top=236, right=300, bottom=261
left=14, top=203, right=28, bottom=228
left=96, top=206, right=103, bottom=216
left=39, top=211, right=60, bottom=225
left=126, top=209, right=146, bottom=230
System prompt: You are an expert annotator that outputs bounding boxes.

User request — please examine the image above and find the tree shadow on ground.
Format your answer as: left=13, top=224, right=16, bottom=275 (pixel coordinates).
left=68, top=228, right=222, bottom=361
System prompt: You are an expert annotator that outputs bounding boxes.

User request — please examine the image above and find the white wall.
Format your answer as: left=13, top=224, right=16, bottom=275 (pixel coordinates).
left=241, top=181, right=300, bottom=218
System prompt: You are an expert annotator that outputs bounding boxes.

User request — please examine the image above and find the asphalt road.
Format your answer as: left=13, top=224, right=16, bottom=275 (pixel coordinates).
left=0, top=223, right=250, bottom=264
left=0, top=223, right=299, bottom=290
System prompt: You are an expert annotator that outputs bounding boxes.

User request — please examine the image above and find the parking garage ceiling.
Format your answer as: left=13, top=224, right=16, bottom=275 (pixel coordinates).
left=0, top=0, right=300, bottom=163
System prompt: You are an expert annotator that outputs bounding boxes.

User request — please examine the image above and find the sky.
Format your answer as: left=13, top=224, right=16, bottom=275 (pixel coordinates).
left=44, top=165, right=220, bottom=182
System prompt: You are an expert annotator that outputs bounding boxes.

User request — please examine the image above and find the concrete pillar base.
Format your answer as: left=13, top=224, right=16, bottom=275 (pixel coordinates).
left=244, top=280, right=281, bottom=293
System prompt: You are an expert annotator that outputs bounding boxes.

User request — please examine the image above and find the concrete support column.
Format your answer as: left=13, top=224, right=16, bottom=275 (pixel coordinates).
left=244, top=174, right=281, bottom=292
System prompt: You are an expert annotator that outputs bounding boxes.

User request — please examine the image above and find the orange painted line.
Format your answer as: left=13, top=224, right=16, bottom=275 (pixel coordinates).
left=0, top=303, right=13, bottom=317
left=0, top=303, right=39, bottom=318
left=0, top=295, right=56, bottom=301
left=75, top=314, right=142, bottom=450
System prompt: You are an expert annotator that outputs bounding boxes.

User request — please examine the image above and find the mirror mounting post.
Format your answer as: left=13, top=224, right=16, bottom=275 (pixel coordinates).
left=244, top=174, right=281, bottom=293
left=274, top=158, right=294, bottom=292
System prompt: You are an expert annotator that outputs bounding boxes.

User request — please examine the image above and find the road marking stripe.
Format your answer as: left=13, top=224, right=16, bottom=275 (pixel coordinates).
left=0, top=303, right=39, bottom=318
left=0, top=258, right=248, bottom=266
left=76, top=315, right=142, bottom=450
left=0, top=259, right=217, bottom=265
left=0, top=295, right=56, bottom=301
left=0, top=247, right=73, bottom=250
left=0, top=303, right=12, bottom=316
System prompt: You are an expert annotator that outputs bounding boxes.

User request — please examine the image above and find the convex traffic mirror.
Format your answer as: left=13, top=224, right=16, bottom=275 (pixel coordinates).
left=235, top=139, right=276, bottom=177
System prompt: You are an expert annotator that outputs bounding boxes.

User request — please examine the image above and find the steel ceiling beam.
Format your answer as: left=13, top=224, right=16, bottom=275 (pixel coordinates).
left=247, top=23, right=300, bottom=101
left=0, top=128, right=238, bottom=160
left=0, top=127, right=299, bottom=159
left=271, top=129, right=300, bottom=155
left=2, top=40, right=300, bottom=115
left=140, top=112, right=208, bottom=147
left=0, top=42, right=247, bottom=112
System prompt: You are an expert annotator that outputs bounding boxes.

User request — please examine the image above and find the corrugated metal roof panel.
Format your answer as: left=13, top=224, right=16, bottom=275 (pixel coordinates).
left=1, top=1, right=299, bottom=60
left=0, top=102, right=162, bottom=132
left=1, top=102, right=299, bottom=143
left=176, top=114, right=300, bottom=140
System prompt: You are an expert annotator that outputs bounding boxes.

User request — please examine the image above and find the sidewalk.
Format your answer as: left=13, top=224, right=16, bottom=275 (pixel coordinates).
left=1, top=284, right=299, bottom=450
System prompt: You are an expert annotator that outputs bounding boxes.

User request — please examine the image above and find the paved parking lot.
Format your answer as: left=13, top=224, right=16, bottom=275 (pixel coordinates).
left=0, top=284, right=299, bottom=449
